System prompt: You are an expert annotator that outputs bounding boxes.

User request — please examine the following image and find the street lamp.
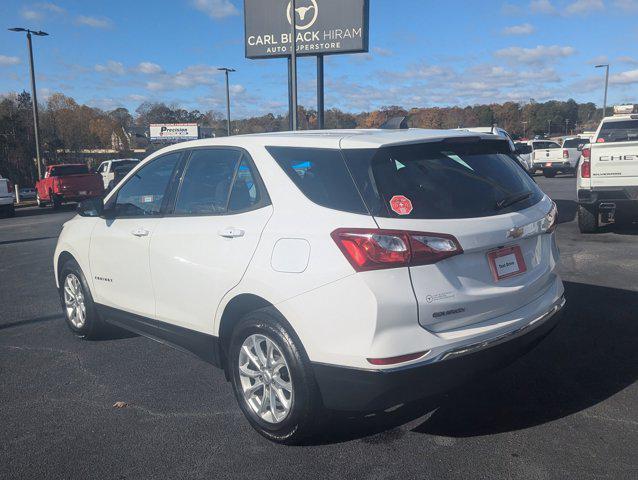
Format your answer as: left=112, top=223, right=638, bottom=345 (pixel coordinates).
left=217, top=67, right=236, bottom=137
left=595, top=64, right=610, bottom=118
left=565, top=118, right=570, bottom=136
left=522, top=121, right=528, bottom=139
left=547, top=119, right=551, bottom=137
left=9, top=27, right=48, bottom=180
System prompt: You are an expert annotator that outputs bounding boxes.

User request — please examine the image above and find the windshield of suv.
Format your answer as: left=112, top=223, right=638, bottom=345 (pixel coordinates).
left=344, top=140, right=543, bottom=219
left=597, top=119, right=638, bottom=143
left=49, top=165, right=89, bottom=176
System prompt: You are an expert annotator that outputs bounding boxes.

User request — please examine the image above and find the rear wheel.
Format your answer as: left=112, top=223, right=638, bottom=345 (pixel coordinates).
left=52, top=193, right=62, bottom=210
left=543, top=170, right=556, bottom=178
left=7, top=204, right=15, bottom=218
left=578, top=205, right=598, bottom=233
left=228, top=308, right=323, bottom=444
left=59, top=259, right=107, bottom=339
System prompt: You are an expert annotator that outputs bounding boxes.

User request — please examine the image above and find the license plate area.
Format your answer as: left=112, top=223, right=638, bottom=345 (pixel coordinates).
left=487, top=245, right=527, bottom=281
left=545, top=162, right=552, bottom=167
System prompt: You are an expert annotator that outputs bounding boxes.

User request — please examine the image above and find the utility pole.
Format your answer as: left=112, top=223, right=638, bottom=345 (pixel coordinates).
left=218, top=67, right=236, bottom=136
left=595, top=64, right=610, bottom=118
left=316, top=54, right=324, bottom=129
left=522, top=121, right=528, bottom=139
left=290, top=0, right=298, bottom=130
left=547, top=119, right=551, bottom=137
left=565, top=119, right=569, bottom=136
left=9, top=27, right=48, bottom=180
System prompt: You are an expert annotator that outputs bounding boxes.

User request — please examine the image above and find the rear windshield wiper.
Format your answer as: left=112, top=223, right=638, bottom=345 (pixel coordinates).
left=495, top=191, right=532, bottom=210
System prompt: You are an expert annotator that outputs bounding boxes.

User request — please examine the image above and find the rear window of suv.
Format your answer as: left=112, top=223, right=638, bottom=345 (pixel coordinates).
left=267, top=147, right=368, bottom=214
left=344, top=140, right=543, bottom=219
left=597, top=119, right=638, bottom=143
left=49, top=165, right=89, bottom=176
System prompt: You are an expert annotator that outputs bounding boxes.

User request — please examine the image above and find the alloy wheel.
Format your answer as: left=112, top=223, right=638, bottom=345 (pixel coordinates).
left=238, top=334, right=293, bottom=424
left=63, top=273, right=86, bottom=328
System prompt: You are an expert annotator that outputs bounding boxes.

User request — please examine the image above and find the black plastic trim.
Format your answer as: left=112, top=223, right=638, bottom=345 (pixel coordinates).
left=96, top=304, right=222, bottom=367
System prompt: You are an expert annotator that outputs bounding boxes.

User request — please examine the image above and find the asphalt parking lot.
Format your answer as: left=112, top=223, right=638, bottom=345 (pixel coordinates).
left=1, top=176, right=636, bottom=480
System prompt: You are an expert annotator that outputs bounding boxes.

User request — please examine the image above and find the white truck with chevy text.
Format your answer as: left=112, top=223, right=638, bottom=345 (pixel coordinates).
left=577, top=105, right=638, bottom=232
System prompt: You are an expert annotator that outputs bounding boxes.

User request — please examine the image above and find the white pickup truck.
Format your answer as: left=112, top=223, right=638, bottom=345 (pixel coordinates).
left=529, top=139, right=577, bottom=177
left=577, top=105, right=638, bottom=232
left=96, top=158, right=140, bottom=190
left=0, top=175, right=15, bottom=218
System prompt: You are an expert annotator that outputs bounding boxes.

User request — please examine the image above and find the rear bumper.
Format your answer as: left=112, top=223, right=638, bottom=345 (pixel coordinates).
left=577, top=187, right=638, bottom=210
left=312, top=296, right=565, bottom=411
left=55, top=193, right=102, bottom=203
left=534, top=162, right=574, bottom=171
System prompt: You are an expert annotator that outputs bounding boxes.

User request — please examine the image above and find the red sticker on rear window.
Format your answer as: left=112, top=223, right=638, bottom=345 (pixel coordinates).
left=390, top=195, right=413, bottom=215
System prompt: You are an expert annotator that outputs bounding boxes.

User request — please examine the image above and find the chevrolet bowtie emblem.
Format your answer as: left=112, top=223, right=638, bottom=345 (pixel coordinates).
left=507, top=227, right=524, bottom=239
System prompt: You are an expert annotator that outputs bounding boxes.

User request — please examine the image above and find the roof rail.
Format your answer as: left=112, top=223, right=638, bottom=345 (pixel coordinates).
left=380, top=116, right=409, bottom=130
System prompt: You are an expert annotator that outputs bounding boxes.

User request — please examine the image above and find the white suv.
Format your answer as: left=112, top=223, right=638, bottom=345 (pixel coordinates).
left=54, top=129, right=564, bottom=443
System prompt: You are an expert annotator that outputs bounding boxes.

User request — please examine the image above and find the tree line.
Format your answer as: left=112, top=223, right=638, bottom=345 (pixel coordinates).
left=0, top=91, right=603, bottom=186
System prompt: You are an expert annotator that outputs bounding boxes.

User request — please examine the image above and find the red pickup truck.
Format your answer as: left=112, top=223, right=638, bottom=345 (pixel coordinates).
left=36, top=164, right=104, bottom=209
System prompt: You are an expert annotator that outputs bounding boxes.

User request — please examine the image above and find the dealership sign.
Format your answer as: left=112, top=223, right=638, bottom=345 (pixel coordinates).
left=244, top=0, right=369, bottom=59
left=149, top=123, right=199, bottom=142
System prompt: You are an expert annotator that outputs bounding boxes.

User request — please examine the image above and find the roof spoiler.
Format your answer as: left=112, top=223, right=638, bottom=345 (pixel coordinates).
left=380, top=116, right=409, bottom=130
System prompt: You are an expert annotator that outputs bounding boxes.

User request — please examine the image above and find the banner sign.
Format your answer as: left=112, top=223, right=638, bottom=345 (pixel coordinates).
left=149, top=123, right=199, bottom=142
left=244, top=0, right=369, bottom=59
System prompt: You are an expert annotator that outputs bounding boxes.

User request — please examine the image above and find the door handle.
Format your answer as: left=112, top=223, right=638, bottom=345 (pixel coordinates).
left=218, top=228, right=245, bottom=239
left=131, top=227, right=150, bottom=237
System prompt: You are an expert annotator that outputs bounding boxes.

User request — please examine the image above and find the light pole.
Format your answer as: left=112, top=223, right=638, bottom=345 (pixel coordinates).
left=565, top=119, right=569, bottom=136
left=522, top=121, right=528, bottom=139
left=595, top=64, right=610, bottom=118
left=547, top=119, right=551, bottom=137
left=290, top=0, right=298, bottom=130
left=218, top=67, right=235, bottom=137
left=9, top=27, right=48, bottom=180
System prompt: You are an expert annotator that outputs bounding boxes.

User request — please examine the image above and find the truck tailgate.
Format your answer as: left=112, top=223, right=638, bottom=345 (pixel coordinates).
left=58, top=174, right=103, bottom=194
left=591, top=141, right=638, bottom=189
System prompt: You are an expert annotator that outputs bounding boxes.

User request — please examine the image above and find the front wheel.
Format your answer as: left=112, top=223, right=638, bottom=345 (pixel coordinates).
left=228, top=308, right=323, bottom=444
left=36, top=193, right=47, bottom=208
left=59, top=259, right=107, bottom=339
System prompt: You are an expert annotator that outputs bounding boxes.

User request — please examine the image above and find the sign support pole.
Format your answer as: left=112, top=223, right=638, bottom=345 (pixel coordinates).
left=287, top=57, right=293, bottom=131
left=290, top=0, right=298, bottom=131
left=317, top=54, right=324, bottom=129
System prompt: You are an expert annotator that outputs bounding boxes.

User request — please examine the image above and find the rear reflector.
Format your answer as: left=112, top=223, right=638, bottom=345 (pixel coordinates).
left=331, top=228, right=463, bottom=272
left=367, top=351, right=429, bottom=366
left=563, top=149, right=569, bottom=159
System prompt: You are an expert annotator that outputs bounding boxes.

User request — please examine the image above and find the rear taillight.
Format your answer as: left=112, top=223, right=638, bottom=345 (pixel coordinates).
left=582, top=147, right=590, bottom=159
left=542, top=201, right=558, bottom=233
left=563, top=149, right=569, bottom=159
left=581, top=160, right=591, bottom=178
left=331, top=228, right=463, bottom=272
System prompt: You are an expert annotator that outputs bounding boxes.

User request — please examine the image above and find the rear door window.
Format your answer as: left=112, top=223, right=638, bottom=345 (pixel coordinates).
left=532, top=141, right=560, bottom=150
left=267, top=147, right=367, bottom=214
left=597, top=119, right=638, bottom=143
left=344, top=140, right=543, bottom=219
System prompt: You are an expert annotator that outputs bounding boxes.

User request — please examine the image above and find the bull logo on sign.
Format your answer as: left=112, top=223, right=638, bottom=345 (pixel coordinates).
left=286, top=0, right=319, bottom=30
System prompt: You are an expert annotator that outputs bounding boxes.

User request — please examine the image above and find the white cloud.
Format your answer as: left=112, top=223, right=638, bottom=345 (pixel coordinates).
left=230, top=84, right=246, bottom=95
left=95, top=60, right=125, bottom=75
left=191, top=0, right=239, bottom=19
left=145, top=65, right=222, bottom=91
left=372, top=47, right=394, bottom=57
left=75, top=15, right=113, bottom=29
left=495, top=45, right=576, bottom=64
left=502, top=23, right=535, bottom=35
left=135, top=62, right=163, bottom=74
left=20, top=2, right=65, bottom=21
left=565, top=0, right=604, bottom=14
left=0, top=55, right=21, bottom=66
left=610, top=69, right=638, bottom=85
left=530, top=0, right=556, bottom=14
left=613, top=0, right=638, bottom=11
left=618, top=56, right=638, bottom=65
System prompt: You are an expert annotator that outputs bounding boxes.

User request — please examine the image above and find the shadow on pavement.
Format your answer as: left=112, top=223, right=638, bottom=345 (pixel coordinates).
left=15, top=204, right=77, bottom=218
left=555, top=199, right=577, bottom=224
left=0, top=236, right=58, bottom=247
left=0, top=313, right=63, bottom=331
left=308, top=281, right=638, bottom=444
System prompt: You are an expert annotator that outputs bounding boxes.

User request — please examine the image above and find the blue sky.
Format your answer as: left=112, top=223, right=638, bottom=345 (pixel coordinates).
left=1, top=0, right=637, bottom=117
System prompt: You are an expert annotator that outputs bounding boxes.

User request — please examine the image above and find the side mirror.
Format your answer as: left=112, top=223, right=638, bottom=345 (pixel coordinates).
left=77, top=198, right=104, bottom=217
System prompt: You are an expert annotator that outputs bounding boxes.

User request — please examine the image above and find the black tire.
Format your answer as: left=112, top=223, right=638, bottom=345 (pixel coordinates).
left=52, top=193, right=62, bottom=210
left=543, top=170, right=556, bottom=178
left=228, top=307, right=323, bottom=444
left=36, top=192, right=47, bottom=208
left=578, top=205, right=598, bottom=233
left=58, top=258, right=107, bottom=339
left=7, top=204, right=15, bottom=218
